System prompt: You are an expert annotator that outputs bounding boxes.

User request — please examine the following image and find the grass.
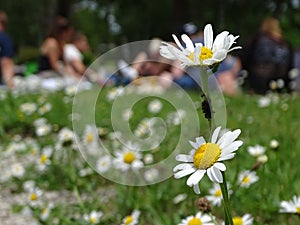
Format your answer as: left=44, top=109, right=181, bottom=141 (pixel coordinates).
left=0, top=85, right=300, bottom=225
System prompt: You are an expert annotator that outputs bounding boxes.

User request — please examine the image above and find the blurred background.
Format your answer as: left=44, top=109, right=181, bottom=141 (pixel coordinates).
left=1, top=0, right=300, bottom=64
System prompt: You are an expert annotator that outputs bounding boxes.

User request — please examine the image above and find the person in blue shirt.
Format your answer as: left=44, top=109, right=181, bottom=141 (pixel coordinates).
left=0, top=11, right=15, bottom=89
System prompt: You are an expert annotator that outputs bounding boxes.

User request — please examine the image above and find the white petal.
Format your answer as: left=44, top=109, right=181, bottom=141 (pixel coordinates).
left=213, top=162, right=226, bottom=171
left=186, top=169, right=206, bottom=186
left=160, top=45, right=178, bottom=60
left=193, top=184, right=201, bottom=194
left=204, top=24, right=213, bottom=49
left=211, top=126, right=221, bottom=143
left=207, top=166, right=223, bottom=183
left=217, top=129, right=241, bottom=149
left=212, top=31, right=229, bottom=51
left=221, top=140, right=243, bottom=155
left=172, top=34, right=185, bottom=50
left=174, top=167, right=196, bottom=179
left=173, top=163, right=193, bottom=172
left=195, top=136, right=206, bottom=147
left=175, top=154, right=193, bottom=162
left=181, top=34, right=195, bottom=52
left=189, top=140, right=198, bottom=149
left=219, top=153, right=235, bottom=161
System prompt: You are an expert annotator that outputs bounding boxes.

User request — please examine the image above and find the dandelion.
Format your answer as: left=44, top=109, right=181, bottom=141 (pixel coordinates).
left=238, top=170, right=259, bottom=188
left=178, top=212, right=214, bottom=225
left=96, top=155, right=111, bottom=173
left=247, top=145, right=265, bottom=157
left=173, top=126, right=243, bottom=194
left=279, top=195, right=300, bottom=214
left=83, top=210, right=103, bottom=224
left=148, top=99, right=163, bottom=113
left=206, top=183, right=232, bottom=206
left=231, top=214, right=254, bottom=225
left=160, top=24, right=241, bottom=68
left=121, top=210, right=140, bottom=225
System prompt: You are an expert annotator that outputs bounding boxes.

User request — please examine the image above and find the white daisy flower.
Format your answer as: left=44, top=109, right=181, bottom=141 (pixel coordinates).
left=19, top=102, right=37, bottom=115
left=40, top=203, right=54, bottom=221
left=279, top=195, right=300, bottom=214
left=206, top=183, right=232, bottom=206
left=231, top=214, right=254, bottom=225
left=82, top=124, right=99, bottom=146
left=28, top=187, right=43, bottom=207
left=144, top=168, right=159, bottom=182
left=160, top=24, right=241, bottom=68
left=173, top=126, right=243, bottom=194
left=35, top=123, right=52, bottom=137
left=38, top=103, right=52, bottom=115
left=96, top=155, right=112, bottom=173
left=11, top=162, right=25, bottom=178
left=57, top=127, right=75, bottom=148
left=121, top=209, right=140, bottom=225
left=122, top=108, right=133, bottom=121
left=178, top=212, right=214, bottom=225
left=114, top=147, right=144, bottom=172
left=148, top=99, right=163, bottom=113
left=238, top=170, right=259, bottom=188
left=36, top=146, right=53, bottom=171
left=247, top=144, right=265, bottom=157
left=83, top=210, right=103, bottom=224
left=258, top=96, right=271, bottom=108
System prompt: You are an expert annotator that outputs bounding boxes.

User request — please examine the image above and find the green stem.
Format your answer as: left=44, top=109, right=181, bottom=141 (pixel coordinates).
left=220, top=171, right=233, bottom=225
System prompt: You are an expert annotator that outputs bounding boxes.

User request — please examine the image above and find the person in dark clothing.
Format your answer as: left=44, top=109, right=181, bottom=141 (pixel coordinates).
left=37, top=16, right=73, bottom=76
left=0, top=11, right=15, bottom=89
left=242, top=17, right=294, bottom=94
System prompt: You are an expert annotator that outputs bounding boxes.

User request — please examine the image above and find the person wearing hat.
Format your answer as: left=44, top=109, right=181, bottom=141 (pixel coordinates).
left=0, top=11, right=15, bottom=89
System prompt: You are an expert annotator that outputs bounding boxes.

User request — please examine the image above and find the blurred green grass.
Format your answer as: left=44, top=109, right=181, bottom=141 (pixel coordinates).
left=0, top=87, right=300, bottom=225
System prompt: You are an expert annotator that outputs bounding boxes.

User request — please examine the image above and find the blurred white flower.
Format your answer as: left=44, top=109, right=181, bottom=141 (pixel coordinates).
left=231, top=214, right=254, bottom=225
left=143, top=153, right=154, bottom=164
left=148, top=99, right=163, bottom=113
left=206, top=183, right=232, bottom=206
left=238, top=170, right=259, bottom=188
left=247, top=144, right=266, bottom=157
left=40, top=203, right=54, bottom=221
left=83, top=210, right=103, bottom=224
left=19, top=102, right=37, bottom=115
left=144, top=168, right=159, bottom=182
left=35, top=123, right=52, bottom=137
left=36, top=146, right=53, bottom=171
left=114, top=147, right=144, bottom=172
left=57, top=127, right=75, bottom=148
left=107, top=87, right=124, bottom=101
left=178, top=212, right=214, bottom=225
left=121, top=210, right=140, bottom=225
left=173, top=193, right=187, bottom=204
left=38, top=103, right=52, bottom=115
left=11, top=162, right=25, bottom=178
left=96, top=155, right=111, bottom=173
left=28, top=187, right=43, bottom=207
left=122, top=108, right=133, bottom=121
left=269, top=139, right=279, bottom=149
left=257, top=154, right=268, bottom=164
left=258, top=96, right=271, bottom=108
left=279, top=195, right=300, bottom=214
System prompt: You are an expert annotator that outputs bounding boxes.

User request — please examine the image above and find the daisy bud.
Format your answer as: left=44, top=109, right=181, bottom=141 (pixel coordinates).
left=196, top=197, right=211, bottom=213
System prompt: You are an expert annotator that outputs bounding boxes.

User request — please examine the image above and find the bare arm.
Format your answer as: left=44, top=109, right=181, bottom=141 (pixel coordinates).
left=1, top=57, right=14, bottom=89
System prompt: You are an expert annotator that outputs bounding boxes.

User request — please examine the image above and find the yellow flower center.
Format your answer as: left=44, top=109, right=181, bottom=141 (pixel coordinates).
left=214, top=189, right=222, bottom=197
left=193, top=143, right=221, bottom=169
left=40, top=154, right=48, bottom=164
left=90, top=217, right=97, bottom=224
left=123, top=152, right=136, bottom=164
left=200, top=47, right=213, bottom=61
left=242, top=176, right=250, bottom=184
left=125, top=215, right=133, bottom=225
left=188, top=217, right=202, bottom=225
left=296, top=207, right=300, bottom=214
left=233, top=217, right=243, bottom=225
left=86, top=133, right=94, bottom=143
left=30, top=193, right=37, bottom=201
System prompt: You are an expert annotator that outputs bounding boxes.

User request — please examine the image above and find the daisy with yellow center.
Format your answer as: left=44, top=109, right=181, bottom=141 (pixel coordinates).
left=229, top=214, right=253, bottom=225
left=160, top=24, right=241, bottom=68
left=83, top=210, right=103, bottom=224
left=173, top=126, right=243, bottom=194
left=206, top=183, right=232, bottom=206
left=114, top=146, right=144, bottom=172
left=238, top=170, right=259, bottom=188
left=279, top=195, right=300, bottom=214
left=178, top=212, right=214, bottom=225
left=121, top=210, right=140, bottom=225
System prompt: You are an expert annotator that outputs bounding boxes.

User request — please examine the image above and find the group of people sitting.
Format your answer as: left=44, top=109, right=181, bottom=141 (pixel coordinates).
left=0, top=13, right=296, bottom=95
left=37, top=16, right=90, bottom=80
